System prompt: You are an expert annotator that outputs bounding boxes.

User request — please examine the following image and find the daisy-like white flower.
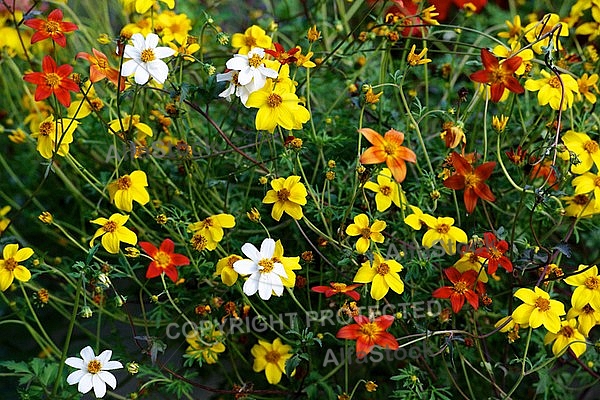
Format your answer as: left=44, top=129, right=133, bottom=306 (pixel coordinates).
left=65, top=345, right=123, bottom=398
left=121, top=33, right=175, bottom=85
left=216, top=70, right=253, bottom=105
left=233, top=238, right=287, bottom=300
left=225, top=47, right=278, bottom=93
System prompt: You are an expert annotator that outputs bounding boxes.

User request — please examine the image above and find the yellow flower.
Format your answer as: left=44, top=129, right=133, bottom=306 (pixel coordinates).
left=353, top=253, right=404, bottom=300
left=231, top=25, right=272, bottom=55
left=215, top=254, right=242, bottom=286
left=562, top=130, right=600, bottom=174
left=89, top=213, right=137, bottom=254
left=251, top=338, right=293, bottom=384
left=167, top=37, right=201, bottom=62
left=575, top=21, right=600, bottom=41
left=0, top=206, right=11, bottom=235
left=123, top=0, right=175, bottom=14
left=419, top=215, right=467, bottom=255
left=364, top=87, right=383, bottom=104
left=407, top=45, right=431, bottom=66
left=262, top=176, right=308, bottom=221
left=543, top=319, right=587, bottom=357
left=363, top=168, right=406, bottom=212
left=246, top=80, right=310, bottom=133
left=524, top=14, right=569, bottom=54
left=345, top=214, right=386, bottom=254
left=109, top=114, right=153, bottom=140
left=497, top=15, right=523, bottom=44
left=561, top=194, right=597, bottom=218
left=564, top=264, right=600, bottom=311
left=157, top=11, right=192, bottom=45
left=511, top=286, right=566, bottom=333
left=107, top=170, right=150, bottom=212
left=0, top=244, right=34, bottom=291
left=453, top=251, right=488, bottom=283
left=420, top=6, right=439, bottom=25
left=567, top=303, right=600, bottom=337
left=403, top=205, right=430, bottom=231
left=294, top=47, right=316, bottom=68
left=272, top=240, right=301, bottom=287
left=67, top=82, right=103, bottom=119
left=492, top=42, right=533, bottom=76
left=188, top=214, right=236, bottom=247
left=185, top=328, right=226, bottom=364
left=524, top=70, right=579, bottom=110
left=577, top=73, right=598, bottom=104
left=572, top=171, right=600, bottom=209
left=492, top=114, right=509, bottom=133
left=30, top=115, right=79, bottom=159
left=307, top=25, right=321, bottom=42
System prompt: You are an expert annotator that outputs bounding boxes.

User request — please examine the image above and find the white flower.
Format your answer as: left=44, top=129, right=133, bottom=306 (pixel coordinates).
left=65, top=345, right=123, bottom=398
left=233, top=238, right=287, bottom=300
left=225, top=47, right=278, bottom=93
left=216, top=70, right=252, bottom=106
left=121, top=33, right=175, bottom=85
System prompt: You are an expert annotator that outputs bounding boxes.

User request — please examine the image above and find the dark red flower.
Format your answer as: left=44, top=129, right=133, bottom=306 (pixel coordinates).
left=139, top=238, right=190, bottom=282
left=505, top=145, right=527, bottom=165
left=336, top=314, right=398, bottom=358
left=443, top=152, right=496, bottom=213
left=265, top=42, right=299, bottom=65
left=432, top=267, right=483, bottom=313
left=470, top=48, right=523, bottom=103
left=23, top=55, right=79, bottom=107
left=311, top=282, right=361, bottom=301
left=24, top=9, right=78, bottom=48
left=475, top=232, right=513, bottom=274
left=428, top=0, right=487, bottom=22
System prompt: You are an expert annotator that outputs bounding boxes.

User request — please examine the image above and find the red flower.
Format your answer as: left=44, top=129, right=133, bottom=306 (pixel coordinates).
left=428, top=0, right=487, bottom=22
left=24, top=9, right=78, bottom=48
left=265, top=42, right=300, bottom=65
left=336, top=314, right=399, bottom=358
left=77, top=48, right=126, bottom=91
left=443, top=152, right=496, bottom=213
left=432, top=267, right=483, bottom=313
left=505, top=145, right=527, bottom=165
left=470, top=48, right=523, bottom=103
left=23, top=55, right=79, bottom=107
left=311, top=282, right=361, bottom=301
left=475, top=232, right=512, bottom=274
left=139, top=238, right=190, bottom=282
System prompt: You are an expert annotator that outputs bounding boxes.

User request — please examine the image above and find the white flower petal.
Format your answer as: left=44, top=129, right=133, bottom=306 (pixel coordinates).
left=120, top=60, right=138, bottom=77
left=271, top=279, right=284, bottom=296
left=66, top=370, right=87, bottom=385
left=272, top=263, right=287, bottom=278
left=259, top=238, right=276, bottom=258
left=216, top=71, right=233, bottom=82
left=233, top=259, right=258, bottom=275
left=92, top=374, right=107, bottom=398
left=103, top=360, right=123, bottom=371
left=258, top=275, right=273, bottom=300
left=98, top=371, right=117, bottom=389
left=134, top=67, right=151, bottom=85
left=259, top=66, right=278, bottom=79
left=130, top=33, right=145, bottom=50
left=154, top=46, right=175, bottom=59
left=97, top=349, right=112, bottom=365
left=123, top=44, right=140, bottom=60
left=243, top=272, right=260, bottom=296
left=241, top=243, right=261, bottom=262
left=226, top=55, right=248, bottom=71
left=147, top=60, right=169, bottom=84
left=80, top=346, right=96, bottom=362
left=145, top=32, right=159, bottom=49
left=237, top=69, right=253, bottom=86
left=64, top=356, right=85, bottom=369
left=77, top=373, right=93, bottom=394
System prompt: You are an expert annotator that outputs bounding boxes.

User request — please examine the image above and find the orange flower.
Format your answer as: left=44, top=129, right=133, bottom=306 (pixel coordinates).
left=432, top=267, right=483, bottom=313
left=336, top=315, right=398, bottom=358
left=23, top=55, right=79, bottom=108
left=24, top=9, right=78, bottom=48
left=139, top=238, right=190, bottom=283
left=312, top=282, right=361, bottom=301
left=443, top=152, right=496, bottom=213
left=470, top=48, right=523, bottom=102
left=359, top=128, right=416, bottom=183
left=76, top=49, right=125, bottom=91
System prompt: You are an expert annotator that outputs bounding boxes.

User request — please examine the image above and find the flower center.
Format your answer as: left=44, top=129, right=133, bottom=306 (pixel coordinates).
left=489, top=247, right=503, bottom=259
left=547, top=76, right=562, bottom=88
left=154, top=251, right=171, bottom=269
left=248, top=54, right=263, bottom=68
left=90, top=98, right=104, bottom=111
left=559, top=325, right=574, bottom=338
left=573, top=194, right=589, bottom=205
left=265, top=350, right=280, bottom=363
left=464, top=172, right=480, bottom=189
left=191, top=233, right=207, bottom=251
left=360, top=227, right=372, bottom=239
left=87, top=359, right=102, bottom=374
left=44, top=21, right=61, bottom=34
left=103, top=220, right=117, bottom=233
left=594, top=177, right=600, bottom=188
left=407, top=53, right=421, bottom=66
left=379, top=185, right=392, bottom=196
left=584, top=140, right=599, bottom=154
left=267, top=93, right=283, bottom=108
left=39, top=121, right=54, bottom=136
left=359, top=322, right=379, bottom=338
left=491, top=67, right=510, bottom=83
left=534, top=296, right=550, bottom=311
left=117, top=176, right=132, bottom=190
left=45, top=73, right=61, bottom=88
left=227, top=256, right=239, bottom=268
left=383, top=142, right=397, bottom=156
left=331, top=283, right=347, bottom=291
left=141, top=48, right=156, bottom=63
left=3, top=258, right=17, bottom=272
left=96, top=58, right=108, bottom=69
left=277, top=188, right=290, bottom=202
left=584, top=276, right=599, bottom=289
left=376, top=262, right=390, bottom=276
left=468, top=252, right=480, bottom=264
left=453, top=281, right=467, bottom=294
left=582, top=304, right=595, bottom=314
left=437, top=224, right=450, bottom=234
left=245, top=36, right=256, bottom=47
left=258, top=258, right=274, bottom=273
